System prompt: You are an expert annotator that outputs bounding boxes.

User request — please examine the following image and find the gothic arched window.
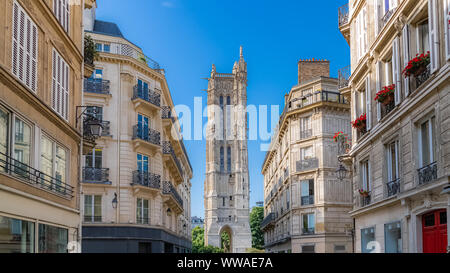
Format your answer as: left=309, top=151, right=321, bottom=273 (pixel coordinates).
left=220, top=146, right=224, bottom=172
left=227, top=146, right=231, bottom=172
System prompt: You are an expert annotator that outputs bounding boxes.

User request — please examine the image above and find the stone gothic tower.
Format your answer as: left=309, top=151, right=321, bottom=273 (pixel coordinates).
left=204, top=47, right=252, bottom=253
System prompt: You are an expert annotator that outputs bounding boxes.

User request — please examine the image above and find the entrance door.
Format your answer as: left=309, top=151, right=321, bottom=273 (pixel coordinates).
left=422, top=209, right=447, bottom=253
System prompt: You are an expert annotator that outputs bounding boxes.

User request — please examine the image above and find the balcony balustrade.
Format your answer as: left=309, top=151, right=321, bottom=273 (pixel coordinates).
left=379, top=8, right=397, bottom=33
left=132, top=125, right=161, bottom=146
left=300, top=129, right=313, bottom=140
left=296, top=158, right=319, bottom=172
left=161, top=106, right=175, bottom=123
left=131, top=171, right=161, bottom=190
left=83, top=78, right=110, bottom=95
left=301, top=195, right=315, bottom=206
left=338, top=3, right=349, bottom=27
left=418, top=162, right=438, bottom=186
left=360, top=194, right=371, bottom=207
left=380, top=100, right=396, bottom=120
left=132, top=85, right=161, bottom=108
left=261, top=213, right=277, bottom=230
left=162, top=181, right=183, bottom=208
left=82, top=167, right=110, bottom=184
left=0, top=152, right=73, bottom=198
left=386, top=178, right=400, bottom=197
left=302, top=228, right=315, bottom=235
left=414, top=64, right=431, bottom=90
left=338, top=65, right=351, bottom=89
left=163, top=141, right=184, bottom=178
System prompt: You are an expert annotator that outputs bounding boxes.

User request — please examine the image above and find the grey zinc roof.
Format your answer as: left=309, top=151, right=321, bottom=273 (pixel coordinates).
left=92, top=20, right=124, bottom=38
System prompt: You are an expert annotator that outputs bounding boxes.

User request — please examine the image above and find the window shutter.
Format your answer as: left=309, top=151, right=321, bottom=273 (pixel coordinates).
left=363, top=6, right=368, bottom=54
left=376, top=61, right=382, bottom=122
left=392, top=38, right=401, bottom=105
left=428, top=0, right=440, bottom=73
left=365, top=76, right=372, bottom=131
left=54, top=0, right=70, bottom=33
left=11, top=2, right=38, bottom=93
left=445, top=0, right=450, bottom=61
left=402, top=24, right=410, bottom=96
left=368, top=161, right=372, bottom=192
left=374, top=0, right=380, bottom=36
left=356, top=15, right=360, bottom=60
left=52, top=49, right=70, bottom=120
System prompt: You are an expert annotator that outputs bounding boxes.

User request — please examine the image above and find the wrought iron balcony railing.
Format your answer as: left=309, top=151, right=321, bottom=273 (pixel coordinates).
left=84, top=216, right=102, bottom=223
left=82, top=167, right=110, bottom=183
left=137, top=217, right=149, bottom=225
left=414, top=64, right=431, bottom=90
left=132, top=85, right=161, bottom=107
left=418, top=162, right=438, bottom=186
left=379, top=8, right=397, bottom=33
left=301, top=195, right=314, bottom=206
left=83, top=78, right=110, bottom=94
left=131, top=171, right=161, bottom=190
left=386, top=178, right=400, bottom=197
left=296, top=158, right=319, bottom=172
left=380, top=100, right=396, bottom=120
left=0, top=152, right=73, bottom=198
left=302, top=228, right=315, bottom=235
left=162, top=106, right=176, bottom=123
left=163, top=181, right=183, bottom=208
left=132, top=125, right=161, bottom=146
left=360, top=194, right=371, bottom=207
left=163, top=141, right=184, bottom=177
left=338, top=65, right=351, bottom=89
left=261, top=212, right=277, bottom=230
left=338, top=3, right=349, bottom=27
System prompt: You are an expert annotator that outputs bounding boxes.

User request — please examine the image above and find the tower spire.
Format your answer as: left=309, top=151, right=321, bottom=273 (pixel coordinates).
left=240, top=46, right=243, bottom=60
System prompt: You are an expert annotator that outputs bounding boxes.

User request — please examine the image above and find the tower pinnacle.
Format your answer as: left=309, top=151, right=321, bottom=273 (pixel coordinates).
left=240, top=46, right=243, bottom=60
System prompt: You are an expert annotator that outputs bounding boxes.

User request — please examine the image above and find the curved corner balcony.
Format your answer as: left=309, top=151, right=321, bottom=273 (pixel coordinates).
left=131, top=85, right=161, bottom=113
left=162, top=141, right=184, bottom=184
left=296, top=158, right=319, bottom=173
left=82, top=167, right=111, bottom=185
left=162, top=106, right=176, bottom=129
left=261, top=213, right=276, bottom=231
left=132, top=126, right=161, bottom=153
left=162, top=181, right=183, bottom=214
left=131, top=170, right=161, bottom=191
left=83, top=78, right=111, bottom=95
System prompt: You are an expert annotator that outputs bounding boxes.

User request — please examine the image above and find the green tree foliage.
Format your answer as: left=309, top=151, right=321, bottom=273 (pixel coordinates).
left=191, top=226, right=225, bottom=253
left=84, top=35, right=98, bottom=66
left=220, top=231, right=230, bottom=252
left=250, top=206, right=264, bottom=249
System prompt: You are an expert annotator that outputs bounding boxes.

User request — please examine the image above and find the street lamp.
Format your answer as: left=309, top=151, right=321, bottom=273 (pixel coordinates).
left=76, top=106, right=103, bottom=141
left=167, top=208, right=172, bottom=216
left=112, top=193, right=118, bottom=209
left=336, top=157, right=348, bottom=181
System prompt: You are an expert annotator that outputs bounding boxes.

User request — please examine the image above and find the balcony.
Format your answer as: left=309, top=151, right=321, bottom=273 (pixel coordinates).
left=0, top=152, right=74, bottom=198
left=338, top=65, right=351, bottom=90
left=418, top=162, right=438, bottom=186
left=296, top=158, right=319, bottom=173
left=414, top=64, right=431, bottom=91
left=360, top=194, right=371, bottom=207
left=301, top=195, right=314, bottom=206
left=163, top=181, right=183, bottom=213
left=82, top=167, right=110, bottom=184
left=380, top=100, right=396, bottom=120
left=378, top=8, right=397, bottom=33
left=131, top=85, right=161, bottom=112
left=300, top=129, right=312, bottom=140
left=132, top=126, right=161, bottom=151
left=261, top=213, right=277, bottom=230
left=162, top=106, right=176, bottom=127
left=302, top=228, right=315, bottom=235
left=338, top=3, right=349, bottom=27
left=162, top=141, right=184, bottom=183
left=83, top=78, right=110, bottom=95
left=386, top=178, right=400, bottom=197
left=84, top=216, right=102, bottom=223
left=131, top=170, right=161, bottom=190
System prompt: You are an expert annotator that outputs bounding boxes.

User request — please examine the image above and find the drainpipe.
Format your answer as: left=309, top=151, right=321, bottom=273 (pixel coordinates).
left=116, top=63, right=122, bottom=223
left=352, top=218, right=355, bottom=253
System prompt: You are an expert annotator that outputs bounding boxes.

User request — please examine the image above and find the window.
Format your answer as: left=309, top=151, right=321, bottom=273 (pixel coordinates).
left=219, top=96, right=224, bottom=109
left=90, top=69, right=103, bottom=80
left=85, top=106, right=103, bottom=121
left=0, top=215, right=35, bottom=253
left=387, top=140, right=399, bottom=183
left=137, top=154, right=149, bottom=173
left=0, top=108, right=8, bottom=172
left=103, top=44, right=111, bottom=53
left=52, top=49, right=70, bottom=120
left=300, top=146, right=313, bottom=160
left=300, top=179, right=314, bottom=206
left=227, top=146, right=231, bottom=173
left=95, top=43, right=111, bottom=53
left=418, top=116, right=436, bottom=168
left=220, top=146, right=224, bottom=172
left=38, top=224, right=68, bottom=253
left=85, top=149, right=102, bottom=169
left=137, top=114, right=150, bottom=137
left=13, top=117, right=31, bottom=177
left=302, top=245, right=315, bottom=253
left=356, top=6, right=368, bottom=60
left=361, top=227, right=376, bottom=253
left=84, top=195, right=102, bottom=222
left=53, top=0, right=70, bottom=33
left=302, top=213, right=315, bottom=235
left=12, top=1, right=38, bottom=93
left=384, top=221, right=402, bottom=253
left=137, top=198, right=149, bottom=224
left=300, top=116, right=312, bottom=139
left=361, top=160, right=371, bottom=193
left=40, top=135, right=68, bottom=188
left=417, top=20, right=430, bottom=54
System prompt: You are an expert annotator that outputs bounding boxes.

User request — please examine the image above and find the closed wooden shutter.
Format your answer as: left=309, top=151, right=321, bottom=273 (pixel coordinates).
left=376, top=61, right=382, bottom=122
left=365, top=76, right=372, bottom=131
left=392, top=38, right=401, bottom=105
left=445, top=0, right=450, bottom=61
left=402, top=25, right=410, bottom=96
left=12, top=1, right=38, bottom=93
left=54, top=0, right=70, bottom=33
left=52, top=49, right=70, bottom=121
left=428, top=0, right=440, bottom=73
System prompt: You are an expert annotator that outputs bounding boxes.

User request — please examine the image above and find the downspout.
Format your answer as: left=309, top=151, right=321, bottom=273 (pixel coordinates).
left=352, top=218, right=355, bottom=253
left=116, top=63, right=122, bottom=223
left=79, top=0, right=86, bottom=253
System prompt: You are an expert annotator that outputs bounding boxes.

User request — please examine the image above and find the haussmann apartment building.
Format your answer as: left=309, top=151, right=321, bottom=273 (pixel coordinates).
left=337, top=0, right=450, bottom=253
left=80, top=2, right=193, bottom=253
left=0, top=0, right=89, bottom=253
left=261, top=59, right=354, bottom=253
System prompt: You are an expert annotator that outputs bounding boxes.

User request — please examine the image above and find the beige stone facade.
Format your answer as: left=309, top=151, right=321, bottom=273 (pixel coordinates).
left=261, top=61, right=353, bottom=253
left=204, top=48, right=252, bottom=253
left=80, top=3, right=193, bottom=253
left=0, top=0, right=85, bottom=252
left=338, top=0, right=450, bottom=253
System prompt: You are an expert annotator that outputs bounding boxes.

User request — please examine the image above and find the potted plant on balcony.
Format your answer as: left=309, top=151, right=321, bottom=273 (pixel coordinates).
left=402, top=52, right=430, bottom=78
left=374, top=84, right=395, bottom=106
left=84, top=35, right=97, bottom=78
left=351, top=113, right=367, bottom=133
left=358, top=189, right=370, bottom=197
left=333, top=131, right=347, bottom=143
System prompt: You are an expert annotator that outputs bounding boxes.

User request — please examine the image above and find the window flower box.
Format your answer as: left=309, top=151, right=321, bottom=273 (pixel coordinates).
left=358, top=189, right=370, bottom=197
left=351, top=113, right=367, bottom=133
left=375, top=84, right=395, bottom=106
left=402, top=52, right=430, bottom=78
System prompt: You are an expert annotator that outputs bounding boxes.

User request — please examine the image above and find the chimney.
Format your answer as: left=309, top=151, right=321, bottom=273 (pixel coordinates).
left=298, top=59, right=330, bottom=85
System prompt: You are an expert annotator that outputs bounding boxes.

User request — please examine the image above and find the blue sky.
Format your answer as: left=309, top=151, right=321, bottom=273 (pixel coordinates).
left=95, top=0, right=350, bottom=218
